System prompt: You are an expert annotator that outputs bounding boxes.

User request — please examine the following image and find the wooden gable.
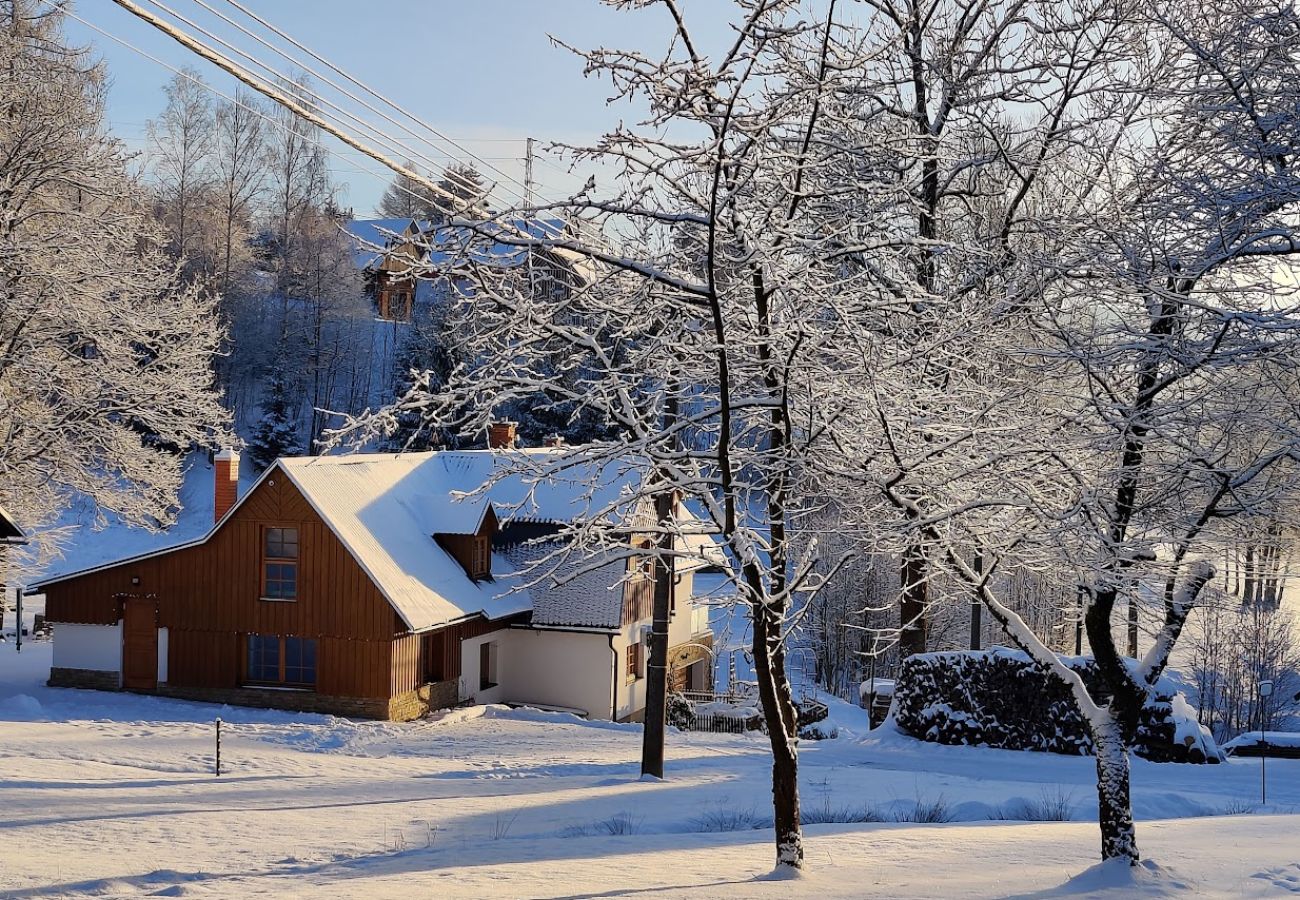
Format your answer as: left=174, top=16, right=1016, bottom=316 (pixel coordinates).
left=41, top=465, right=405, bottom=641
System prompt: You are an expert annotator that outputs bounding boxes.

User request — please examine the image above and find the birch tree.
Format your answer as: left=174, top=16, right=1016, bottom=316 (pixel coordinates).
left=148, top=68, right=216, bottom=276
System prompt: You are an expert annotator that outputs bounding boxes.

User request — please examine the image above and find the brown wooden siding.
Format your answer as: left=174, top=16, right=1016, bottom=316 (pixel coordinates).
left=621, top=549, right=654, bottom=626
left=43, top=470, right=407, bottom=699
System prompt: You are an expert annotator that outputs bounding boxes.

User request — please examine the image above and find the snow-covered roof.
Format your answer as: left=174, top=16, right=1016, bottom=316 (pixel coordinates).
left=33, top=448, right=726, bottom=635
left=0, top=503, right=27, bottom=545
left=277, top=450, right=723, bottom=633
left=499, top=541, right=629, bottom=630
left=345, top=216, right=589, bottom=282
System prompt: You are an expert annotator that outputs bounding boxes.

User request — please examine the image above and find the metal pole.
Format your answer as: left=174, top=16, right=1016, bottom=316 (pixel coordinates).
left=969, top=552, right=983, bottom=651
left=15, top=585, right=21, bottom=654
left=1260, top=733, right=1267, bottom=806
left=215, top=717, right=222, bottom=777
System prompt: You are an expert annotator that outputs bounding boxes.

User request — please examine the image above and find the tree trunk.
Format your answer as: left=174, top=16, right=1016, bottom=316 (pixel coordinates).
left=752, top=599, right=802, bottom=869
left=900, top=539, right=928, bottom=658
left=1092, top=712, right=1139, bottom=863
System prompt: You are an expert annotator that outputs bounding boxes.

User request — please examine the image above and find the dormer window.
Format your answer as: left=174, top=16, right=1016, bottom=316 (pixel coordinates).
left=434, top=506, right=497, bottom=582
left=471, top=535, right=490, bottom=580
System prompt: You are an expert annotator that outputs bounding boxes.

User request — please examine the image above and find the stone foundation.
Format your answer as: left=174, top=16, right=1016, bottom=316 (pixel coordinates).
left=48, top=669, right=462, bottom=721
left=48, top=667, right=121, bottom=691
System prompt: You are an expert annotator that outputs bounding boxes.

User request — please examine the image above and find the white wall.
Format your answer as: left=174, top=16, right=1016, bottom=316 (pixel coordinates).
left=461, top=627, right=617, bottom=720
left=459, top=628, right=513, bottom=707
left=52, top=622, right=121, bottom=673
left=157, top=627, right=169, bottom=683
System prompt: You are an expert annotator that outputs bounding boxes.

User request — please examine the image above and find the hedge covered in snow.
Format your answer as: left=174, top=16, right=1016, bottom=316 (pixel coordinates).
left=892, top=648, right=1222, bottom=763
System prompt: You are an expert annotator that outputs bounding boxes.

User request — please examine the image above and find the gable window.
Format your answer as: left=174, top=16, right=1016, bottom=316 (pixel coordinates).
left=472, top=535, right=490, bottom=580
left=479, top=640, right=498, bottom=691
left=626, top=640, right=643, bottom=684
left=246, top=635, right=316, bottom=688
left=262, top=526, right=299, bottom=600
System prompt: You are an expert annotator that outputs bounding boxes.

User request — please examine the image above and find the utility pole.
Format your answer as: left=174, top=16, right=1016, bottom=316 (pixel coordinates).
left=640, top=489, right=676, bottom=780
left=641, top=386, right=680, bottom=780
left=969, top=551, right=983, bottom=651
left=14, top=585, right=22, bottom=654
left=524, top=136, right=534, bottom=210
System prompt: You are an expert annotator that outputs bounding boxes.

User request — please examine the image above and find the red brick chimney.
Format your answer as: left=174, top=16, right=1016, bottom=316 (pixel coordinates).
left=488, top=421, right=518, bottom=450
left=214, top=448, right=240, bottom=523
left=544, top=434, right=565, bottom=449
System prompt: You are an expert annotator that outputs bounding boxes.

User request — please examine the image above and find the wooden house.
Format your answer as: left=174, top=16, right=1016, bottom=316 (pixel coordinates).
left=345, top=216, right=591, bottom=324
left=35, top=432, right=719, bottom=720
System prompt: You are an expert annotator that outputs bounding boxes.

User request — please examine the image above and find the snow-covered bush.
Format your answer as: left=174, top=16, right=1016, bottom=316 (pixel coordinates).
left=665, top=691, right=695, bottom=731
left=893, top=649, right=1222, bottom=763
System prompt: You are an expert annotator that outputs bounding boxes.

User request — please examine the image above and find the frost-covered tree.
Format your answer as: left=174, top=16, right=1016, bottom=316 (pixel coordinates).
left=0, top=0, right=228, bottom=544
left=377, top=160, right=440, bottom=221
left=333, top=1, right=858, bottom=872
left=148, top=68, right=216, bottom=276
left=850, top=0, right=1300, bottom=864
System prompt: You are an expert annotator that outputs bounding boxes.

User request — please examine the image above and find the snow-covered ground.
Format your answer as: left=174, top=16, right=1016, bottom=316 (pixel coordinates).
left=2, top=640, right=1298, bottom=899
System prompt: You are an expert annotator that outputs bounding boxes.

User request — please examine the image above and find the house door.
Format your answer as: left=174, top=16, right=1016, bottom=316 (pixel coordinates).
left=121, top=597, right=159, bottom=691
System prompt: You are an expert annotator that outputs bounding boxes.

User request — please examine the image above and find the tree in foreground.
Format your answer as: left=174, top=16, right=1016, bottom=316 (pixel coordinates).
left=0, top=1, right=228, bottom=545
left=334, top=0, right=864, bottom=872
left=847, top=0, right=1300, bottom=864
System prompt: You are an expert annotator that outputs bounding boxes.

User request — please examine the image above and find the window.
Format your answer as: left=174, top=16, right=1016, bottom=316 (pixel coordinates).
left=479, top=641, right=498, bottom=691
left=246, top=635, right=316, bottom=687
left=247, top=634, right=280, bottom=683
left=626, top=640, right=643, bottom=683
left=472, top=535, right=490, bottom=579
left=262, top=526, right=299, bottom=600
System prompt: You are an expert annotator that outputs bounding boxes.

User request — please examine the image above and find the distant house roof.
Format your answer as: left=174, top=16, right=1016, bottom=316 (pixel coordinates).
left=344, top=216, right=589, bottom=282
left=0, top=504, right=26, bottom=545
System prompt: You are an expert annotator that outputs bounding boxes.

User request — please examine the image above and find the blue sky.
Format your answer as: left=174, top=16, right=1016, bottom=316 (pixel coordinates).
left=65, top=1, right=737, bottom=215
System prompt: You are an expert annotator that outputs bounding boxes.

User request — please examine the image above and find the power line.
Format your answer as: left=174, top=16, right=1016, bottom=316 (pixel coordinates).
left=211, top=0, right=533, bottom=197
left=49, top=3, right=479, bottom=215
left=138, top=0, right=490, bottom=208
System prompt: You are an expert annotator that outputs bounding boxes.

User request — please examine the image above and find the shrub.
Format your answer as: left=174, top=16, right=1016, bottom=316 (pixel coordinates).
left=892, top=648, right=1222, bottom=763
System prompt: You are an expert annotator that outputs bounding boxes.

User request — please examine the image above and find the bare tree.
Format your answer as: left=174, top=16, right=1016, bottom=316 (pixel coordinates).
left=333, top=1, right=864, bottom=872
left=853, top=0, right=1300, bottom=864
left=148, top=67, right=215, bottom=274
left=0, top=1, right=228, bottom=545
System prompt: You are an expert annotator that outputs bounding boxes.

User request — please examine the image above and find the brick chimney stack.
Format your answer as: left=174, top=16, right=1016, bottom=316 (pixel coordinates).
left=488, top=421, right=518, bottom=450
left=214, top=448, right=240, bottom=523
left=544, top=434, right=565, bottom=449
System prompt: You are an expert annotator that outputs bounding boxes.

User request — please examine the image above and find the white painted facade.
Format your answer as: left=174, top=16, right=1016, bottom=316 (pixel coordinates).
left=461, top=627, right=617, bottom=719
left=52, top=623, right=122, bottom=674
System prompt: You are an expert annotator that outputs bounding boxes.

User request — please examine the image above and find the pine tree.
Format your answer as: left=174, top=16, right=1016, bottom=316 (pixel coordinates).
left=431, top=163, right=489, bottom=221
left=248, top=369, right=303, bottom=470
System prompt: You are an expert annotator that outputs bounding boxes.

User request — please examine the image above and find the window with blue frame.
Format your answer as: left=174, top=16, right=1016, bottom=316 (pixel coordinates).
left=246, top=635, right=317, bottom=688
left=262, top=526, right=299, bottom=600
left=247, top=634, right=281, bottom=683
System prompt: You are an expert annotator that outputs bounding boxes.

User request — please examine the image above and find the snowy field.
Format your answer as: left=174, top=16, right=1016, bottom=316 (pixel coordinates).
left=1, top=642, right=1298, bottom=898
